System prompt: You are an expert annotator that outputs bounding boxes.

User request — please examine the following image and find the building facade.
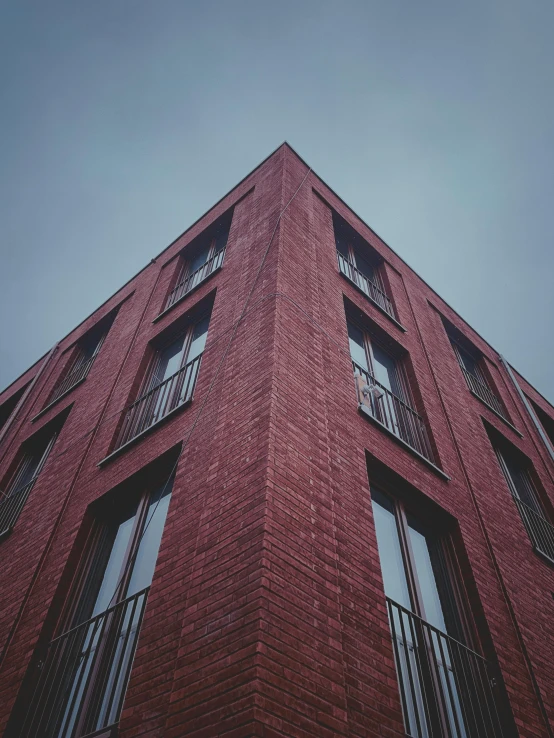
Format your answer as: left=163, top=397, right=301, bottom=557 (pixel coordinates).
left=0, top=143, right=553, bottom=738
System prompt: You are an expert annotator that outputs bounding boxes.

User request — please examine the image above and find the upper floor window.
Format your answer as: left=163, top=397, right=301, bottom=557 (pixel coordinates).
left=529, top=398, right=554, bottom=451
left=165, top=213, right=231, bottom=312
left=348, top=319, right=435, bottom=464
left=47, top=312, right=116, bottom=407
left=0, top=424, right=60, bottom=539
left=371, top=488, right=508, bottom=738
left=16, top=471, right=174, bottom=738
left=116, top=312, right=210, bottom=449
left=0, top=381, right=31, bottom=433
left=495, top=445, right=554, bottom=564
left=333, top=213, right=396, bottom=320
left=445, top=325, right=509, bottom=423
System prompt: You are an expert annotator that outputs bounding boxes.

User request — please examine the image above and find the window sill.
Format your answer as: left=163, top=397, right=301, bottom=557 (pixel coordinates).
left=358, top=404, right=450, bottom=481
left=470, top=391, right=523, bottom=438
left=153, top=265, right=222, bottom=324
left=98, top=398, right=192, bottom=467
left=80, top=725, right=118, bottom=738
left=31, top=378, right=86, bottom=423
left=339, top=271, right=406, bottom=332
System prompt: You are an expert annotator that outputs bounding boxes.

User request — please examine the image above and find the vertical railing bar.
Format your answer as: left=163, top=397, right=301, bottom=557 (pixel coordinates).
left=101, top=595, right=141, bottom=727
left=387, top=600, right=413, bottom=735
left=398, top=604, right=427, bottom=738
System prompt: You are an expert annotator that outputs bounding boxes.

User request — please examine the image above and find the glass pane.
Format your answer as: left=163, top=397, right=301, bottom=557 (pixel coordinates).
left=501, top=453, right=541, bottom=513
left=371, top=344, right=401, bottom=397
left=347, top=322, right=368, bottom=371
left=458, top=347, right=480, bottom=380
left=188, top=244, right=210, bottom=274
left=371, top=490, right=411, bottom=609
left=187, top=316, right=210, bottom=362
left=92, top=509, right=137, bottom=616
left=126, top=482, right=172, bottom=597
left=407, top=519, right=447, bottom=633
left=154, top=336, right=186, bottom=385
left=354, top=252, right=375, bottom=282
left=214, top=226, right=229, bottom=253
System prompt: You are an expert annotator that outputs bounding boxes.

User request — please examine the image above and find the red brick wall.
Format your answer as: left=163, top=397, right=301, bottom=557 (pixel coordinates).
left=0, top=143, right=552, bottom=737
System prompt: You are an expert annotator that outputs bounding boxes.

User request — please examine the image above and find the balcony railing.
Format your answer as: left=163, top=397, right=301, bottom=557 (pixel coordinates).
left=387, top=598, right=507, bottom=738
left=20, top=588, right=149, bottom=738
left=337, top=252, right=395, bottom=319
left=116, top=353, right=202, bottom=448
left=354, top=363, right=435, bottom=464
left=0, top=479, right=36, bottom=538
left=166, top=248, right=225, bottom=310
left=460, top=367, right=508, bottom=421
left=513, top=496, right=554, bottom=563
left=48, top=355, right=97, bottom=406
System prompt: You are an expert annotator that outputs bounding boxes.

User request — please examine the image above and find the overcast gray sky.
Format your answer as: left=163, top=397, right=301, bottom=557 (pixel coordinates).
left=1, top=0, right=553, bottom=402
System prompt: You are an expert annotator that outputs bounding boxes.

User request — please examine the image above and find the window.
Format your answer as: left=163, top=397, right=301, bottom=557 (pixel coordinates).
left=371, top=488, right=507, bottom=738
left=165, top=214, right=231, bottom=311
left=17, top=472, right=174, bottom=738
left=47, top=313, right=116, bottom=407
left=495, top=446, right=554, bottom=563
left=348, top=319, right=435, bottom=463
left=0, top=427, right=58, bottom=539
left=0, top=382, right=30, bottom=433
left=529, top=398, right=554, bottom=451
left=116, top=312, right=210, bottom=448
left=447, top=331, right=508, bottom=422
left=333, top=214, right=395, bottom=320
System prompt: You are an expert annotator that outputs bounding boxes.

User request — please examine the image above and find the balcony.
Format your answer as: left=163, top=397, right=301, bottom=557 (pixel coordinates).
left=0, top=479, right=36, bottom=539
left=20, top=588, right=149, bottom=738
left=387, top=598, right=507, bottom=738
left=115, top=353, right=202, bottom=449
left=337, top=252, right=396, bottom=320
left=513, top=496, right=554, bottom=564
left=354, top=362, right=436, bottom=466
left=165, top=248, right=225, bottom=311
left=460, top=367, right=508, bottom=422
left=47, top=355, right=97, bottom=407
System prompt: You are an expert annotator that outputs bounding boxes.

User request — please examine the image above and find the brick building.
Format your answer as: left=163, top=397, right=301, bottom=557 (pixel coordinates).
left=0, top=143, right=553, bottom=738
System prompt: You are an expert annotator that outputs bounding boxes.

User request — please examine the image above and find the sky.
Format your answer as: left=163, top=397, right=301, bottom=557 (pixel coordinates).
left=1, top=0, right=553, bottom=402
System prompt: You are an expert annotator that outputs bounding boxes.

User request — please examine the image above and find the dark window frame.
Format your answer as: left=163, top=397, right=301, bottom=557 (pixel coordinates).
left=371, top=485, right=514, bottom=738
left=16, top=470, right=175, bottom=738
left=46, top=312, right=117, bottom=409
left=164, top=213, right=232, bottom=313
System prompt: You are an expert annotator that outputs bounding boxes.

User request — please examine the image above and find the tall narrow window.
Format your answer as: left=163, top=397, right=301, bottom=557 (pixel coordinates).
left=48, top=314, right=116, bottom=407
left=348, top=320, right=435, bottom=463
left=334, top=215, right=395, bottom=320
left=0, top=428, right=58, bottom=539
left=117, top=313, right=210, bottom=448
left=495, top=447, right=554, bottom=563
left=371, top=489, right=507, bottom=738
left=448, top=336, right=508, bottom=422
left=165, top=215, right=230, bottom=311
left=19, top=474, right=174, bottom=738
left=0, top=382, right=30, bottom=433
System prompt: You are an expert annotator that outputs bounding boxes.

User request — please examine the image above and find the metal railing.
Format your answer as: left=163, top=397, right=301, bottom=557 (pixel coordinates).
left=513, top=496, right=554, bottom=563
left=20, top=588, right=149, bottom=738
left=166, top=248, right=225, bottom=310
left=387, top=598, right=506, bottom=738
left=354, top=363, right=435, bottom=464
left=116, top=354, right=202, bottom=448
left=0, top=479, right=36, bottom=538
left=460, top=367, right=508, bottom=421
left=48, top=355, right=97, bottom=406
left=337, top=252, right=395, bottom=319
